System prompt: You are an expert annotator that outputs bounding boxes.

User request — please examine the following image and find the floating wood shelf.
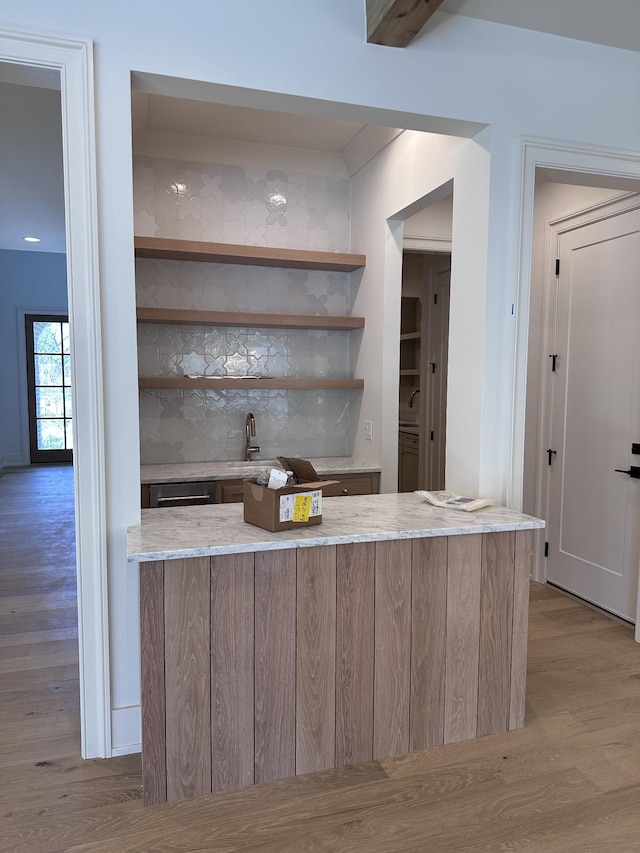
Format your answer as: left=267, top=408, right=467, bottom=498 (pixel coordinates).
left=135, top=236, right=366, bottom=272
left=400, top=331, right=421, bottom=341
left=139, top=377, right=365, bottom=391
left=399, top=369, right=420, bottom=377
left=136, top=307, right=365, bottom=331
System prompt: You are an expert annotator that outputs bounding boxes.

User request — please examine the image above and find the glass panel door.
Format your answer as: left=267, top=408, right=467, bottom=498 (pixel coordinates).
left=26, top=314, right=73, bottom=463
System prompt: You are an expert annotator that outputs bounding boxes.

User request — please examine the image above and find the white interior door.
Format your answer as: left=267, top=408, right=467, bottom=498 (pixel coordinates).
left=546, top=206, right=640, bottom=621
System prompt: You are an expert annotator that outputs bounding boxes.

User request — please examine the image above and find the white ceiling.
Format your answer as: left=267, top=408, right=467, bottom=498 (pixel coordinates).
left=142, top=95, right=370, bottom=153
left=439, top=0, right=640, bottom=53
left=0, top=70, right=65, bottom=253
left=2, top=2, right=640, bottom=254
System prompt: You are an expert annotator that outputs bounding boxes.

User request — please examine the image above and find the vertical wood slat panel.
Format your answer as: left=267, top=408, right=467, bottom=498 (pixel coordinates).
left=510, top=530, right=533, bottom=730
left=478, top=532, right=515, bottom=736
left=164, top=557, right=211, bottom=802
left=410, top=537, right=448, bottom=750
left=255, top=550, right=296, bottom=784
left=444, top=534, right=482, bottom=744
left=140, top=560, right=166, bottom=806
left=211, top=552, right=255, bottom=792
left=296, top=546, right=337, bottom=775
left=335, top=542, right=375, bottom=767
left=374, top=539, right=412, bottom=760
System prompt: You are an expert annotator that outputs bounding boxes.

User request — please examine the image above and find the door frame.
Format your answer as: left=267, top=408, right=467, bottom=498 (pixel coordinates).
left=0, top=28, right=110, bottom=756
left=536, top=193, right=640, bottom=616
left=514, top=139, right=640, bottom=638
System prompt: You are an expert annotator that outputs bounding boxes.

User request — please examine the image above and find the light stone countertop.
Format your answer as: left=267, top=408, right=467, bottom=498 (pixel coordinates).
left=127, top=491, right=545, bottom=563
left=140, top=456, right=380, bottom=484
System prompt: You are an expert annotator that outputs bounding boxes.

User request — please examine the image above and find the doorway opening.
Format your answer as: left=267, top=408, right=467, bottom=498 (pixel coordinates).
left=0, top=28, right=108, bottom=759
left=398, top=251, right=451, bottom=492
left=523, top=168, right=640, bottom=627
left=396, top=190, right=453, bottom=493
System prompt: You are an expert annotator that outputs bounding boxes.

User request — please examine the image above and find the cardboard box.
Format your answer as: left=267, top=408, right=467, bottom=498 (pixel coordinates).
left=243, top=458, right=338, bottom=532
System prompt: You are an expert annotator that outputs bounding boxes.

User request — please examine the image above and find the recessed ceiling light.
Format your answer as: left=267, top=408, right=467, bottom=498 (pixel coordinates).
left=24, top=236, right=41, bottom=243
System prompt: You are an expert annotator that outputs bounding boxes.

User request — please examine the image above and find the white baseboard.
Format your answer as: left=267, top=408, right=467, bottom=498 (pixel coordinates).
left=110, top=705, right=141, bottom=756
left=111, top=742, right=141, bottom=757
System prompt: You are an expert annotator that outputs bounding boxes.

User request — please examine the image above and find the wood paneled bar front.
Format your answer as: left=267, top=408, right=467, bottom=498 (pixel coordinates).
left=128, top=493, right=544, bottom=806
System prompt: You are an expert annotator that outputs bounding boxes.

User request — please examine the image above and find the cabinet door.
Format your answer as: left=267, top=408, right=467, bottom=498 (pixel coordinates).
left=401, top=446, right=419, bottom=493
left=398, top=433, right=419, bottom=493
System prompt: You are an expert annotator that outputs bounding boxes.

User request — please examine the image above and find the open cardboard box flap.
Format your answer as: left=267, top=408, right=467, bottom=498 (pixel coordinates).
left=277, top=456, right=339, bottom=488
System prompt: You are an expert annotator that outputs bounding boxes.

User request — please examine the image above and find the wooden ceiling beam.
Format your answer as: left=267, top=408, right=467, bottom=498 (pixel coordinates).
left=366, top=0, right=446, bottom=47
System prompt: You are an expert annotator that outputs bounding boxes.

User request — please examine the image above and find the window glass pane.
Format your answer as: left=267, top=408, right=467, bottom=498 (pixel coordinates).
left=27, top=315, right=72, bottom=460
left=35, top=354, right=63, bottom=386
left=34, top=321, right=62, bottom=355
left=36, top=387, right=64, bottom=418
left=37, top=419, right=65, bottom=450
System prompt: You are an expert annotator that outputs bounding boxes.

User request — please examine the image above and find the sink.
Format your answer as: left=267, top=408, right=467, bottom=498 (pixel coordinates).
left=226, top=459, right=278, bottom=469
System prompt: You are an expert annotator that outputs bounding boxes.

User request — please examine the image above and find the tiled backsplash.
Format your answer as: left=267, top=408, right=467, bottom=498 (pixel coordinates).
left=134, top=156, right=356, bottom=464
left=133, top=157, right=350, bottom=252
left=139, top=388, right=352, bottom=464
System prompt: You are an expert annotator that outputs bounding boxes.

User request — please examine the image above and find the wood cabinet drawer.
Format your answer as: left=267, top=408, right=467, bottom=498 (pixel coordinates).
left=400, top=431, right=419, bottom=450
left=321, top=473, right=380, bottom=497
left=215, top=479, right=246, bottom=503
left=189, top=472, right=381, bottom=504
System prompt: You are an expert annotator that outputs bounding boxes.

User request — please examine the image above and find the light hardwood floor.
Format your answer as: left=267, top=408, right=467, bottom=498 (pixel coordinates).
left=2, top=465, right=640, bottom=852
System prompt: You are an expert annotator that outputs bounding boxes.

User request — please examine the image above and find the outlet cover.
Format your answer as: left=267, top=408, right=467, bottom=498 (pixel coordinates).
left=364, top=420, right=373, bottom=440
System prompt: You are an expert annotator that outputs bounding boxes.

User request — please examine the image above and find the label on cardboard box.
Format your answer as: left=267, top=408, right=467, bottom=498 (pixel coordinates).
left=293, top=494, right=312, bottom=522
left=279, top=490, right=322, bottom=523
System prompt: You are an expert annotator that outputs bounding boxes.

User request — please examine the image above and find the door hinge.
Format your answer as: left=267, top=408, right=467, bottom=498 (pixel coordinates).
left=547, top=448, right=557, bottom=466
left=544, top=541, right=549, bottom=558
left=555, top=258, right=560, bottom=276
left=549, top=354, right=558, bottom=372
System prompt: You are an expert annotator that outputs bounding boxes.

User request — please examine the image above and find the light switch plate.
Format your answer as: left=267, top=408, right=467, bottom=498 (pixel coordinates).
left=364, top=420, right=373, bottom=440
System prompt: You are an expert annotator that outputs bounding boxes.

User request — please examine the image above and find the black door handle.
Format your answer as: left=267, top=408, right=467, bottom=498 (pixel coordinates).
left=614, top=466, right=640, bottom=479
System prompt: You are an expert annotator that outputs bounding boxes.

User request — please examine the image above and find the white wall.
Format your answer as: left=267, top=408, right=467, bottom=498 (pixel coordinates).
left=2, top=2, right=640, bottom=753
left=351, top=129, right=495, bottom=495
left=0, top=249, right=68, bottom=468
left=404, top=195, right=453, bottom=246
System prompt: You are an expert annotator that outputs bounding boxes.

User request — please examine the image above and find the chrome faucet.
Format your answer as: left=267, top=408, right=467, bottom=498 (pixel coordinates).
left=409, top=388, right=420, bottom=408
left=244, top=412, right=261, bottom=461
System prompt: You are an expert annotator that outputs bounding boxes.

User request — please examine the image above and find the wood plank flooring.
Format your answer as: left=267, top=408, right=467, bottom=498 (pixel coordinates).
left=2, top=465, right=640, bottom=852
